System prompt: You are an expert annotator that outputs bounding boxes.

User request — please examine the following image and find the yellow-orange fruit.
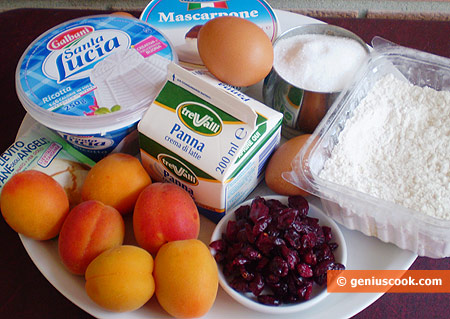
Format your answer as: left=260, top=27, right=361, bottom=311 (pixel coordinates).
left=85, top=245, right=155, bottom=312
left=81, top=153, right=151, bottom=214
left=133, top=183, right=200, bottom=255
left=197, top=16, right=274, bottom=87
left=58, top=200, right=125, bottom=275
left=265, top=134, right=312, bottom=196
left=154, top=239, right=218, bottom=318
left=1, top=170, right=69, bottom=240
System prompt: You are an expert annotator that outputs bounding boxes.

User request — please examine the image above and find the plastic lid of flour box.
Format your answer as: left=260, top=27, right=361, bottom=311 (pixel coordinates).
left=16, top=14, right=177, bottom=160
left=140, top=0, right=279, bottom=70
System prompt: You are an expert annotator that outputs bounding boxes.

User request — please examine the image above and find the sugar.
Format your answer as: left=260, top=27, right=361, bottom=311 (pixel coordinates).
left=273, top=34, right=368, bottom=92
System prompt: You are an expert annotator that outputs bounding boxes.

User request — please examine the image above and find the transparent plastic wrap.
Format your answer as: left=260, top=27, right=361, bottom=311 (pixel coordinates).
left=284, top=38, right=450, bottom=258
left=0, top=122, right=95, bottom=207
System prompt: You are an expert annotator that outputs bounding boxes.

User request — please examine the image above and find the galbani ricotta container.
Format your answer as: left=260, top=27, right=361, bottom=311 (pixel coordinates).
left=140, top=0, right=279, bottom=70
left=16, top=15, right=176, bottom=161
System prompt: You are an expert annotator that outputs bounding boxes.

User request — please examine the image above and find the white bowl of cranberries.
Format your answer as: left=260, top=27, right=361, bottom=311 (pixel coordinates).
left=209, top=195, right=347, bottom=314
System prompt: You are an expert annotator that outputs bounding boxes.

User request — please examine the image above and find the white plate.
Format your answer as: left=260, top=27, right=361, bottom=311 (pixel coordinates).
left=18, top=9, right=417, bottom=319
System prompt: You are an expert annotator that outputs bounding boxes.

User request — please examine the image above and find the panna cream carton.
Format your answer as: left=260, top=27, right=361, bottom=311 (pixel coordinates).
left=138, top=63, right=282, bottom=222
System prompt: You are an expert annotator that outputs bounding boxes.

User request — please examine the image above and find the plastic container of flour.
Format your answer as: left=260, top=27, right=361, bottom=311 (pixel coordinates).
left=284, top=38, right=450, bottom=258
left=263, top=24, right=369, bottom=138
left=16, top=15, right=177, bottom=161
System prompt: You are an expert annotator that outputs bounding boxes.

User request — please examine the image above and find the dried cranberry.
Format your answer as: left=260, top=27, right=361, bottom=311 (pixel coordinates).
left=226, top=220, right=238, bottom=242
left=276, top=208, right=298, bottom=229
left=291, top=219, right=312, bottom=234
left=232, top=256, right=250, bottom=266
left=255, top=232, right=274, bottom=255
left=315, top=243, right=335, bottom=263
left=314, top=260, right=334, bottom=277
left=298, top=281, right=313, bottom=300
left=209, top=239, right=226, bottom=252
left=249, top=273, right=265, bottom=296
left=322, top=226, right=333, bottom=242
left=280, top=245, right=300, bottom=270
left=249, top=197, right=269, bottom=222
left=227, top=243, right=243, bottom=260
left=297, top=263, right=314, bottom=278
left=328, top=242, right=339, bottom=251
left=303, top=249, right=317, bottom=265
left=288, top=196, right=309, bottom=216
left=315, top=274, right=327, bottom=286
left=266, top=222, right=281, bottom=237
left=284, top=229, right=301, bottom=249
left=241, top=245, right=261, bottom=260
left=331, top=263, right=346, bottom=271
left=269, top=280, right=289, bottom=298
left=239, top=265, right=255, bottom=282
left=265, top=273, right=280, bottom=284
left=269, top=256, right=289, bottom=277
left=256, top=257, right=269, bottom=270
left=253, top=215, right=272, bottom=236
left=211, top=195, right=345, bottom=307
left=235, top=205, right=250, bottom=220
left=258, top=295, right=281, bottom=306
left=244, top=224, right=256, bottom=244
left=266, top=199, right=287, bottom=211
left=236, top=228, right=247, bottom=243
left=230, top=277, right=250, bottom=293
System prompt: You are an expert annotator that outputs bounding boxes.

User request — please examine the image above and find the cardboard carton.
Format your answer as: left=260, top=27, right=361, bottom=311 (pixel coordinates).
left=138, top=63, right=282, bottom=222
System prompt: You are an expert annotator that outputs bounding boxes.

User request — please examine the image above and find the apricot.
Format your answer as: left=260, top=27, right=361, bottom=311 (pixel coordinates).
left=1, top=170, right=69, bottom=240
left=85, top=245, right=155, bottom=312
left=58, top=200, right=125, bottom=275
left=81, top=153, right=151, bottom=214
left=133, top=183, right=200, bottom=255
left=154, top=239, right=218, bottom=318
left=265, top=134, right=312, bottom=196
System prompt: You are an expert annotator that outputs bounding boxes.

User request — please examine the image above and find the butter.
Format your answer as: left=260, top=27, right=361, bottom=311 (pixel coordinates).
left=138, top=63, right=282, bottom=222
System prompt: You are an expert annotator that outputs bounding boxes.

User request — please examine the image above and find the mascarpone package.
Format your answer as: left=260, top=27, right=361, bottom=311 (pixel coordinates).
left=140, top=0, right=279, bottom=70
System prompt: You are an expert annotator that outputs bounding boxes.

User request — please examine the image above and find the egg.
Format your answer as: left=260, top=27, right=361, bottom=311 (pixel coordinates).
left=265, top=134, right=312, bottom=196
left=197, top=16, right=274, bottom=87
left=111, top=11, right=136, bottom=18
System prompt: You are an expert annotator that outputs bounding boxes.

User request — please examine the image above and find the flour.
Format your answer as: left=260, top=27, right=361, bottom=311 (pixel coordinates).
left=319, top=74, right=450, bottom=220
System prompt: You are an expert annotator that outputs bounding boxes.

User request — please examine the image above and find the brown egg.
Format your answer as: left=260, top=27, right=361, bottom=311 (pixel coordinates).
left=197, top=16, right=274, bottom=87
left=265, top=134, right=312, bottom=196
left=111, top=11, right=136, bottom=18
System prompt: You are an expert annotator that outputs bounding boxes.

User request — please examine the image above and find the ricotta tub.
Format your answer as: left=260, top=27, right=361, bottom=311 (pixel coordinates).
left=16, top=15, right=176, bottom=161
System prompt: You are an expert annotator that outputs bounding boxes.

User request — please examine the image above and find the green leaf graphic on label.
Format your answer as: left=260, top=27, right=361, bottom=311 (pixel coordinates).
left=158, top=154, right=199, bottom=185
left=177, top=102, right=222, bottom=136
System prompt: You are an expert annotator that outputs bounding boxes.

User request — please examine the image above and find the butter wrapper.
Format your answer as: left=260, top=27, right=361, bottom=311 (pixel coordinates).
left=138, top=63, right=282, bottom=222
left=0, top=122, right=96, bottom=206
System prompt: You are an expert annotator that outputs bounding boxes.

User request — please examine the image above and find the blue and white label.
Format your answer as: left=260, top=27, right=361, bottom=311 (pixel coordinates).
left=18, top=15, right=175, bottom=116
left=140, top=0, right=278, bottom=68
left=43, top=29, right=131, bottom=84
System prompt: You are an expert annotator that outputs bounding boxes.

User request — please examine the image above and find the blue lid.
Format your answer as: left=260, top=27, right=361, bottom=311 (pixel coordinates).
left=16, top=15, right=176, bottom=133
